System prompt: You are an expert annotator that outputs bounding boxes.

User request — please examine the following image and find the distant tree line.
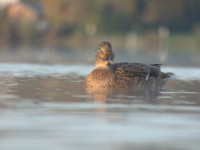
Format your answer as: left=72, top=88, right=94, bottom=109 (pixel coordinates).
left=0, top=0, right=199, bottom=50
left=40, top=0, right=200, bottom=33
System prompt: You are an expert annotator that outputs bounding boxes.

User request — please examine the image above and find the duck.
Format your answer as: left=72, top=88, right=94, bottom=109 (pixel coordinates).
left=84, top=42, right=174, bottom=90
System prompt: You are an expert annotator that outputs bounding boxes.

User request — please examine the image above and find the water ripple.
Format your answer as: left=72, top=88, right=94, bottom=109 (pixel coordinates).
left=0, top=63, right=93, bottom=77
left=0, top=63, right=200, bottom=81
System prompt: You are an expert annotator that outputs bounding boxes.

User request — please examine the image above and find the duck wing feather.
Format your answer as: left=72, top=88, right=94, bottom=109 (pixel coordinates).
left=112, top=63, right=161, bottom=80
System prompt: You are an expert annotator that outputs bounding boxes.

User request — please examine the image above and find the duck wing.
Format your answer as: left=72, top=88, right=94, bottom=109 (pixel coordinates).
left=112, top=63, right=161, bottom=80
left=148, top=64, right=162, bottom=77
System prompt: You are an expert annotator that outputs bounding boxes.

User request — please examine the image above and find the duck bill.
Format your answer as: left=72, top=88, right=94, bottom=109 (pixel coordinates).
left=103, top=57, right=113, bottom=65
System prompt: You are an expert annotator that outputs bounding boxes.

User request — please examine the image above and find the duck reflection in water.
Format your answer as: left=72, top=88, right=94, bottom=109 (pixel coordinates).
left=84, top=42, right=174, bottom=102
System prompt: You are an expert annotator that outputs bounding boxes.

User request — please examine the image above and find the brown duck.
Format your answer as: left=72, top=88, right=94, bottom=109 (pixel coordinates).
left=84, top=42, right=174, bottom=90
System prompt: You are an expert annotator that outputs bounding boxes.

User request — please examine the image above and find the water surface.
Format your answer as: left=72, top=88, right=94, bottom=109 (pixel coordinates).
left=0, top=63, right=200, bottom=150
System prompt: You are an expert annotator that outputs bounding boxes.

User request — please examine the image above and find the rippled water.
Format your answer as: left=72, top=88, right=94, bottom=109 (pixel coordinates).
left=0, top=63, right=200, bottom=150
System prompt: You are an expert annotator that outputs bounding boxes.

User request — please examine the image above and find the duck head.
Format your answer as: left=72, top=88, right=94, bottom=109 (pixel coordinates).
left=95, top=42, right=115, bottom=68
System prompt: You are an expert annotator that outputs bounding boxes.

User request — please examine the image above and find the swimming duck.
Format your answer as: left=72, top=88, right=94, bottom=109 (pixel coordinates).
left=84, top=42, right=174, bottom=90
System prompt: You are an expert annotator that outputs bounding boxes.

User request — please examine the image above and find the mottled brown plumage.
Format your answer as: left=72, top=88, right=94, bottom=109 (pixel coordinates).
left=84, top=42, right=174, bottom=90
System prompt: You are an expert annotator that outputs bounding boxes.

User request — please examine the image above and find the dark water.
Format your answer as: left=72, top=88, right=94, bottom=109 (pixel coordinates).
left=0, top=63, right=200, bottom=150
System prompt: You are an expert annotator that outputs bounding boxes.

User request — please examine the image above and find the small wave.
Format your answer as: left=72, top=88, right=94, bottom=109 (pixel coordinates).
left=0, top=63, right=93, bottom=77
left=0, top=63, right=199, bottom=81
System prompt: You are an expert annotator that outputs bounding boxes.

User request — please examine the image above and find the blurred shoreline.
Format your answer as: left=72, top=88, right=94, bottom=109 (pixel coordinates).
left=0, top=49, right=199, bottom=67
left=0, top=0, right=199, bottom=67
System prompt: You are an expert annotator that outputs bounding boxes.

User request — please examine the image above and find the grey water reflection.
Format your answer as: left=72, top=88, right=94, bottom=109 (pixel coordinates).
left=0, top=63, right=200, bottom=150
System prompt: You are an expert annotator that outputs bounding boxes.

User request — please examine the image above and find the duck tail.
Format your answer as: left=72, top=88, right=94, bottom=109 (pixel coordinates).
left=162, top=72, right=175, bottom=79
left=160, top=72, right=175, bottom=85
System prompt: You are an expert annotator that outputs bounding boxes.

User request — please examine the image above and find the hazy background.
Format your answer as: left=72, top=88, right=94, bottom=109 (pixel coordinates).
left=0, top=0, right=200, bottom=65
left=0, top=2, right=200, bottom=150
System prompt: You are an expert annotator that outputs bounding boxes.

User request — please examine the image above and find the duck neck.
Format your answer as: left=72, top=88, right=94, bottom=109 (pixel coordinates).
left=95, top=63, right=110, bottom=69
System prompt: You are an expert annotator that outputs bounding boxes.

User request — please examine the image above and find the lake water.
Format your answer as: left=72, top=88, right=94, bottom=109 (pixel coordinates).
left=0, top=63, right=200, bottom=150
